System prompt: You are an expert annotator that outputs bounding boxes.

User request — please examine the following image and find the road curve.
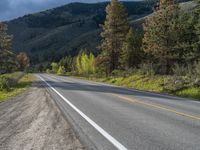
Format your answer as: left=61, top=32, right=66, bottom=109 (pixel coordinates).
left=37, top=73, right=200, bottom=150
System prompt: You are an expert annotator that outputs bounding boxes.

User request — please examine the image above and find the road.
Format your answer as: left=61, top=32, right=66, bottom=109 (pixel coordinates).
left=37, top=74, right=200, bottom=150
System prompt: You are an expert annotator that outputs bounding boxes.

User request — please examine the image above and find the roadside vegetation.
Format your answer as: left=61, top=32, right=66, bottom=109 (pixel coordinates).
left=1, top=0, right=200, bottom=100
left=43, top=0, right=200, bottom=100
left=0, top=21, right=32, bottom=102
left=0, top=73, right=34, bottom=102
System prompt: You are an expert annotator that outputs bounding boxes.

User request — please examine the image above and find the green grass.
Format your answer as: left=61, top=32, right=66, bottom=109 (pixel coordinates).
left=176, top=87, right=200, bottom=100
left=0, top=74, right=35, bottom=103
left=88, top=74, right=165, bottom=93
left=72, top=74, right=200, bottom=101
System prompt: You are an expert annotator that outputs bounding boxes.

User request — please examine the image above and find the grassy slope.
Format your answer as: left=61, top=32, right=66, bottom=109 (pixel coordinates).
left=0, top=74, right=35, bottom=102
left=74, top=74, right=200, bottom=100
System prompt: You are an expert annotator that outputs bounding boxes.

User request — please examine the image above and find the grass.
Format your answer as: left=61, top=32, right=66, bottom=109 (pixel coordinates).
left=87, top=74, right=165, bottom=92
left=0, top=74, right=35, bottom=103
left=70, top=73, right=200, bottom=101
left=176, top=87, right=200, bottom=100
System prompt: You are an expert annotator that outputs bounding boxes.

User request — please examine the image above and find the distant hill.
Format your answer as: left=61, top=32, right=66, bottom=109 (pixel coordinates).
left=6, top=1, right=153, bottom=64
left=131, top=1, right=197, bottom=29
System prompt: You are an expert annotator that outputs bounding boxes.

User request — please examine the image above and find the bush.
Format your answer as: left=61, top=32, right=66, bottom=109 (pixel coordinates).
left=57, top=66, right=66, bottom=75
left=163, top=76, right=193, bottom=93
left=111, top=70, right=126, bottom=77
left=46, top=69, right=51, bottom=73
left=138, top=63, right=155, bottom=76
left=176, top=87, right=200, bottom=100
left=172, top=63, right=187, bottom=76
left=51, top=62, right=59, bottom=73
left=0, top=76, right=10, bottom=91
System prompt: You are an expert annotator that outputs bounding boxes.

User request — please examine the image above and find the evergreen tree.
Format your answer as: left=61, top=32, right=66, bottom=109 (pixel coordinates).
left=121, top=28, right=142, bottom=69
left=194, top=0, right=200, bottom=59
left=175, top=11, right=199, bottom=63
left=143, top=0, right=181, bottom=74
left=0, top=22, right=17, bottom=74
left=95, top=52, right=110, bottom=76
left=159, top=0, right=173, bottom=9
left=100, top=0, right=129, bottom=73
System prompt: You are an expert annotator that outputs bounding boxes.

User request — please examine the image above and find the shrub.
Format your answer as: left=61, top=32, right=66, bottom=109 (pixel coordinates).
left=163, top=76, right=193, bottom=93
left=46, top=69, right=51, bottom=73
left=51, top=62, right=59, bottom=73
left=75, top=52, right=96, bottom=75
left=111, top=70, right=125, bottom=77
left=172, top=63, right=187, bottom=76
left=176, top=87, right=200, bottom=100
left=138, top=63, right=155, bottom=76
left=0, top=76, right=10, bottom=91
left=57, top=66, right=66, bottom=75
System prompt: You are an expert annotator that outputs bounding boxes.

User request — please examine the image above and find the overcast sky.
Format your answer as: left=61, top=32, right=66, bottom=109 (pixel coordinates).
left=0, top=0, right=111, bottom=21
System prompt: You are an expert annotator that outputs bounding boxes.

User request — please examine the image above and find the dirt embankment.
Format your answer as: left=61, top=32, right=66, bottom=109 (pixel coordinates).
left=0, top=81, right=84, bottom=150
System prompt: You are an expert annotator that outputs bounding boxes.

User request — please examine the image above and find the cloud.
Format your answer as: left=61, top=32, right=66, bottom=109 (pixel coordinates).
left=0, top=0, right=108, bottom=21
left=0, top=0, right=9, bottom=13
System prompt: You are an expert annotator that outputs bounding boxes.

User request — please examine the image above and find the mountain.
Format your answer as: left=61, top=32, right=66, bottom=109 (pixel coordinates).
left=6, top=1, right=153, bottom=65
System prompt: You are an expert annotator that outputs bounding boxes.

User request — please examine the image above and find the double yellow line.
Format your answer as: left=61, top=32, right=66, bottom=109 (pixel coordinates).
left=112, top=94, right=200, bottom=121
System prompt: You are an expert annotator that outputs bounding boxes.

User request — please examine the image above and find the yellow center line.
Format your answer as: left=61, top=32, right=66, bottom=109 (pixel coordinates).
left=45, top=75, right=200, bottom=121
left=112, top=94, right=200, bottom=121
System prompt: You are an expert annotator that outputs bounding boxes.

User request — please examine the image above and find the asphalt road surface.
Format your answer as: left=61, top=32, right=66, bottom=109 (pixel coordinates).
left=37, top=74, right=200, bottom=150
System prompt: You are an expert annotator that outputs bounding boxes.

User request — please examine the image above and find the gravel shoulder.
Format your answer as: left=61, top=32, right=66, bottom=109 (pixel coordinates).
left=0, top=79, right=84, bottom=150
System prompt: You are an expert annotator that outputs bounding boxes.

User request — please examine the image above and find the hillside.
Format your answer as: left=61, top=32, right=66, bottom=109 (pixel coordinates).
left=6, top=1, right=153, bottom=65
left=131, top=1, right=197, bottom=26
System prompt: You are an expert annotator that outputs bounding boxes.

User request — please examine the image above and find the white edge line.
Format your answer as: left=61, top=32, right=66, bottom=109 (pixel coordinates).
left=37, top=75, right=128, bottom=150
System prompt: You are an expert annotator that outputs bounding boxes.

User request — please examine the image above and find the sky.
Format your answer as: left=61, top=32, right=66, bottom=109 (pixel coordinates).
left=0, top=0, right=110, bottom=21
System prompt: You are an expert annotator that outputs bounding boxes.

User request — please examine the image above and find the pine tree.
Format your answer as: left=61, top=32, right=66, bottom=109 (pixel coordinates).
left=159, top=0, right=173, bottom=9
left=0, top=22, right=17, bottom=74
left=100, top=0, right=129, bottom=73
left=194, top=0, right=200, bottom=59
left=175, top=11, right=199, bottom=62
left=143, top=0, right=180, bottom=74
left=95, top=52, right=110, bottom=76
left=121, top=28, right=142, bottom=69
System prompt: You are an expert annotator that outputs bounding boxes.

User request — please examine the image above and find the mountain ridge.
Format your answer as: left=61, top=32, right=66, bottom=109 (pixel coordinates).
left=6, top=1, right=153, bottom=65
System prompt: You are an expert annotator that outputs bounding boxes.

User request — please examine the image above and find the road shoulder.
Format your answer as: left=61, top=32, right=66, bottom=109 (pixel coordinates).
left=0, top=80, right=84, bottom=150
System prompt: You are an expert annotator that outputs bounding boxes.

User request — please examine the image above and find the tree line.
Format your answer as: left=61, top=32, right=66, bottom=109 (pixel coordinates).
left=47, top=0, right=200, bottom=78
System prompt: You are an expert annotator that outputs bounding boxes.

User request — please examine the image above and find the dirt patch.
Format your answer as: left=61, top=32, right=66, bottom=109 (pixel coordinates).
left=0, top=81, right=84, bottom=150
